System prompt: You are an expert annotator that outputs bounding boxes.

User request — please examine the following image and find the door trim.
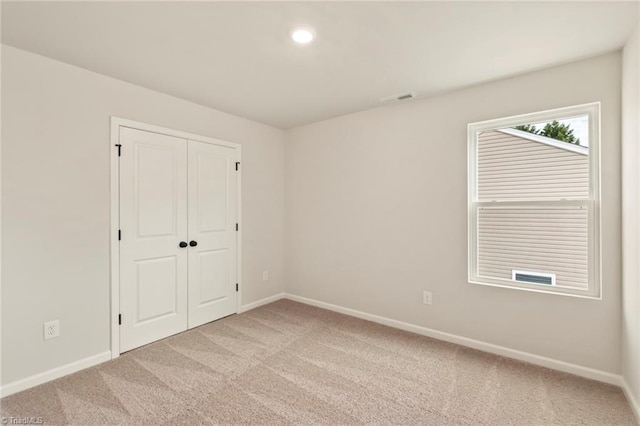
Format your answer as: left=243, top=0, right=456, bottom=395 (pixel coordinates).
left=109, top=117, right=242, bottom=359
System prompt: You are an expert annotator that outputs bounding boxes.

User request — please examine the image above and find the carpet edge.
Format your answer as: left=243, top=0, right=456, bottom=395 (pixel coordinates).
left=283, top=293, right=623, bottom=387
left=239, top=293, right=287, bottom=313
left=1, top=351, right=112, bottom=398
left=622, top=379, right=640, bottom=424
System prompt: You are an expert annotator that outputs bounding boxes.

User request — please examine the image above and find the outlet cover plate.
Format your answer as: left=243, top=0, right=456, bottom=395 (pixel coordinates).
left=44, top=320, right=60, bottom=340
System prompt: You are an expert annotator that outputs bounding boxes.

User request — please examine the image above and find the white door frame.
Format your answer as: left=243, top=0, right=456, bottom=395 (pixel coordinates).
left=109, top=117, right=242, bottom=359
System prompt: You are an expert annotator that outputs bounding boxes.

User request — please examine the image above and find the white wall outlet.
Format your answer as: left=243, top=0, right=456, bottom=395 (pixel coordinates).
left=44, top=320, right=60, bottom=340
left=423, top=291, right=432, bottom=305
left=263, top=270, right=269, bottom=281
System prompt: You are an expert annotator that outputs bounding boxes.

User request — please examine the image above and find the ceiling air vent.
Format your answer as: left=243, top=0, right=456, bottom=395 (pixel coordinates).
left=512, top=270, right=556, bottom=286
left=380, top=91, right=416, bottom=104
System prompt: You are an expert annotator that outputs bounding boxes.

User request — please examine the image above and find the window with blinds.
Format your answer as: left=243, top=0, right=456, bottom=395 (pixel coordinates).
left=468, top=103, right=600, bottom=297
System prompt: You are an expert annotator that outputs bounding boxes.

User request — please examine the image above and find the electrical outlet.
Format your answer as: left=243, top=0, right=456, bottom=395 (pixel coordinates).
left=44, top=320, right=60, bottom=340
left=263, top=270, right=269, bottom=281
left=423, top=291, right=432, bottom=305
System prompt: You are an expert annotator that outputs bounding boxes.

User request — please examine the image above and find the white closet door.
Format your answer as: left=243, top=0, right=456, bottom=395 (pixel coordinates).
left=187, top=140, right=238, bottom=328
left=119, top=127, right=188, bottom=352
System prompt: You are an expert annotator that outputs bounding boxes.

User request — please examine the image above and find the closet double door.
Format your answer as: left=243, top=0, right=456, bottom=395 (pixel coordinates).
left=119, top=127, right=238, bottom=352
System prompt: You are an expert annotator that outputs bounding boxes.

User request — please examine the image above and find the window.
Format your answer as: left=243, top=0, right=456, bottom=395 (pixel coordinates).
left=468, top=103, right=600, bottom=298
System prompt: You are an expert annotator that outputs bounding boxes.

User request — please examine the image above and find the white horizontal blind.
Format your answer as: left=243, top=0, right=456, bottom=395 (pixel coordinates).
left=478, top=130, right=589, bottom=201
left=477, top=205, right=588, bottom=289
left=474, top=128, right=591, bottom=292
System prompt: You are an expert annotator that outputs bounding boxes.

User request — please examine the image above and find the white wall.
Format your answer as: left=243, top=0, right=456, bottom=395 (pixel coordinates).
left=1, top=41, right=630, bottom=392
left=1, top=46, right=285, bottom=386
left=622, top=19, right=640, bottom=411
left=285, top=53, right=622, bottom=373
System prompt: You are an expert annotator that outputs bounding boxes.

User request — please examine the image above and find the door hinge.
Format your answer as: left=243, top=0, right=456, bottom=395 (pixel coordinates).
left=236, top=283, right=238, bottom=292
left=236, top=223, right=239, bottom=231
left=115, top=144, right=122, bottom=157
left=118, top=229, right=121, bottom=241
left=236, top=162, right=240, bottom=171
left=118, top=314, right=122, bottom=325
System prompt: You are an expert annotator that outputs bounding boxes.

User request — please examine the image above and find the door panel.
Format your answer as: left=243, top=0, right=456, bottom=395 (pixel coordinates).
left=197, top=249, right=228, bottom=305
left=136, top=146, right=179, bottom=237
left=196, top=155, right=228, bottom=232
left=187, top=140, right=238, bottom=328
left=120, top=127, right=188, bottom=352
left=136, top=256, right=178, bottom=323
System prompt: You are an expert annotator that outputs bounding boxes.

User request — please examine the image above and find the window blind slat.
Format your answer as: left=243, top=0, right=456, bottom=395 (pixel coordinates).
left=479, top=236, right=589, bottom=247
left=479, top=163, right=588, bottom=174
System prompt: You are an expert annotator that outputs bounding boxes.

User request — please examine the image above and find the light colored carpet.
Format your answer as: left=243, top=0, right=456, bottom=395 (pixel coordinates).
left=1, top=299, right=636, bottom=425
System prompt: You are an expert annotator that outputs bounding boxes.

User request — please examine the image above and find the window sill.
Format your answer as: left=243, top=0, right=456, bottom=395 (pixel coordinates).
left=468, top=279, right=601, bottom=300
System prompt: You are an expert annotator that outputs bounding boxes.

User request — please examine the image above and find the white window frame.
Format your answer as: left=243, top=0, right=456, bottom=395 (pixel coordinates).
left=467, top=102, right=601, bottom=299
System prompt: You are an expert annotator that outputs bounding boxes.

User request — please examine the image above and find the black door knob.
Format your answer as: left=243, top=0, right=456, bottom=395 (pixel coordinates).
left=190, top=240, right=198, bottom=247
left=179, top=241, right=188, bottom=248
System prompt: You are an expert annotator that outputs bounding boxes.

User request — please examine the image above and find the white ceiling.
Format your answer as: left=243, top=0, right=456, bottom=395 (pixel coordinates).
left=2, top=1, right=638, bottom=129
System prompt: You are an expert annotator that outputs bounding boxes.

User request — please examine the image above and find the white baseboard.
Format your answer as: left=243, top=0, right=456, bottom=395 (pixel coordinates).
left=1, top=294, right=287, bottom=398
left=1, top=294, right=627, bottom=403
left=283, top=293, right=622, bottom=386
left=239, top=292, right=286, bottom=313
left=0, top=351, right=111, bottom=398
left=622, top=379, right=640, bottom=423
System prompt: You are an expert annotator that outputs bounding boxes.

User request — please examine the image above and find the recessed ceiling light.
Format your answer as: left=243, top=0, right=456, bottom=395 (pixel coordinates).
left=291, top=27, right=315, bottom=45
